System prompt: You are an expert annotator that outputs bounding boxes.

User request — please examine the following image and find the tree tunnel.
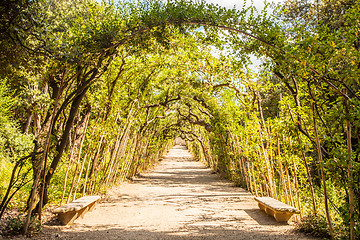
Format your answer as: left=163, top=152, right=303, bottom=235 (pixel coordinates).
left=0, top=0, right=359, bottom=238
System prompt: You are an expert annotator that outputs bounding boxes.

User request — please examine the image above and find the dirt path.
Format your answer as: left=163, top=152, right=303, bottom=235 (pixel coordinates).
left=39, top=145, right=315, bottom=239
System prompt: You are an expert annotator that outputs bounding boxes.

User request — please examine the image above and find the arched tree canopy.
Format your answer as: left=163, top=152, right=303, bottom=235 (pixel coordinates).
left=0, top=0, right=359, bottom=238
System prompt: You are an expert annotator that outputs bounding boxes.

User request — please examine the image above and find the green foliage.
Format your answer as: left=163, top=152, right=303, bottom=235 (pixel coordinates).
left=0, top=78, right=14, bottom=124
left=296, top=213, right=331, bottom=239
left=0, top=78, right=33, bottom=157
left=0, top=78, right=34, bottom=198
left=2, top=215, right=41, bottom=236
left=0, top=0, right=359, bottom=239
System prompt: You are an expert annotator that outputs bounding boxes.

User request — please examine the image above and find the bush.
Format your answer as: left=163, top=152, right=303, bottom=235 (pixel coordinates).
left=1, top=215, right=42, bottom=236
left=296, top=213, right=331, bottom=239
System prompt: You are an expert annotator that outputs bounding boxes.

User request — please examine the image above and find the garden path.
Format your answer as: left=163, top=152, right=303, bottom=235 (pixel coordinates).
left=38, top=145, right=316, bottom=240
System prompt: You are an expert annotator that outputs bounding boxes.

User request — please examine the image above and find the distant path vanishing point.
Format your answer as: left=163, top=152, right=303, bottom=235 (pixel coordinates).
left=39, top=145, right=317, bottom=240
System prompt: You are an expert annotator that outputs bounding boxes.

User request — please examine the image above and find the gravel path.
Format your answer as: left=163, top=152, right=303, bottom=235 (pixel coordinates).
left=36, top=145, right=316, bottom=240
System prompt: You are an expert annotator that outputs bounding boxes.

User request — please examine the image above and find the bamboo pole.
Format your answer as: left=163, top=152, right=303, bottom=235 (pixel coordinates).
left=66, top=121, right=88, bottom=204
left=66, top=156, right=80, bottom=203
left=98, top=143, right=115, bottom=188
left=234, top=135, right=250, bottom=189
left=268, top=140, right=278, bottom=200
left=72, top=153, right=87, bottom=200
left=247, top=160, right=254, bottom=194
left=258, top=123, right=274, bottom=197
left=104, top=143, right=117, bottom=186
left=292, top=156, right=302, bottom=217
left=121, top=134, right=138, bottom=181
left=243, top=136, right=255, bottom=194
left=118, top=137, right=135, bottom=182
left=276, top=134, right=289, bottom=204
left=60, top=119, right=84, bottom=204
left=287, top=134, right=302, bottom=215
left=81, top=114, right=104, bottom=196
left=110, top=129, right=131, bottom=185
left=24, top=96, right=60, bottom=233
left=286, top=137, right=296, bottom=207
left=344, top=97, right=355, bottom=240
left=312, top=102, right=334, bottom=238
left=251, top=155, right=258, bottom=196
left=288, top=105, right=317, bottom=214
left=82, top=154, right=92, bottom=196
left=87, top=134, right=105, bottom=193
left=93, top=145, right=110, bottom=194
left=110, top=132, right=130, bottom=183
left=285, top=164, right=295, bottom=207
left=71, top=112, right=91, bottom=200
left=103, top=112, right=124, bottom=186
left=60, top=148, right=76, bottom=205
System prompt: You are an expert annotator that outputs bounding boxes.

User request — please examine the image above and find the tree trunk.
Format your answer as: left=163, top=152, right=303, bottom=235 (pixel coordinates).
left=24, top=97, right=59, bottom=233
left=312, top=102, right=334, bottom=238
left=23, top=110, right=33, bottom=134
left=38, top=86, right=89, bottom=211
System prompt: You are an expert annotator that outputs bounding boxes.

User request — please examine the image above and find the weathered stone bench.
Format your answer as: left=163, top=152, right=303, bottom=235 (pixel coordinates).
left=254, top=196, right=300, bottom=222
left=53, top=196, right=101, bottom=225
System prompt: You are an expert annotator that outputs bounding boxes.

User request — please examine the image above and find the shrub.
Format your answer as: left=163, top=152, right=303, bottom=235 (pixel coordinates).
left=2, top=215, right=41, bottom=236
left=296, top=213, right=331, bottom=239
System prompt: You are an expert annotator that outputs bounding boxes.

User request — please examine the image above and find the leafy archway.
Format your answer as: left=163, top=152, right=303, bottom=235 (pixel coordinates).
left=0, top=0, right=359, bottom=238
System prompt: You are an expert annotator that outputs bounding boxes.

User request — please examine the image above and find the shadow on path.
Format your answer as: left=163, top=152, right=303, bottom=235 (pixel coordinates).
left=35, top=145, right=316, bottom=240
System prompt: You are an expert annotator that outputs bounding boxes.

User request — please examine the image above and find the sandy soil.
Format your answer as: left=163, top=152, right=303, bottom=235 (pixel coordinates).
left=18, top=145, right=316, bottom=239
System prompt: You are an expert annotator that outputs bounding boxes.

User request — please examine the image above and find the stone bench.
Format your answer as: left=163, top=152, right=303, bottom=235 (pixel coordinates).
left=53, top=196, right=101, bottom=225
left=254, top=196, right=300, bottom=222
